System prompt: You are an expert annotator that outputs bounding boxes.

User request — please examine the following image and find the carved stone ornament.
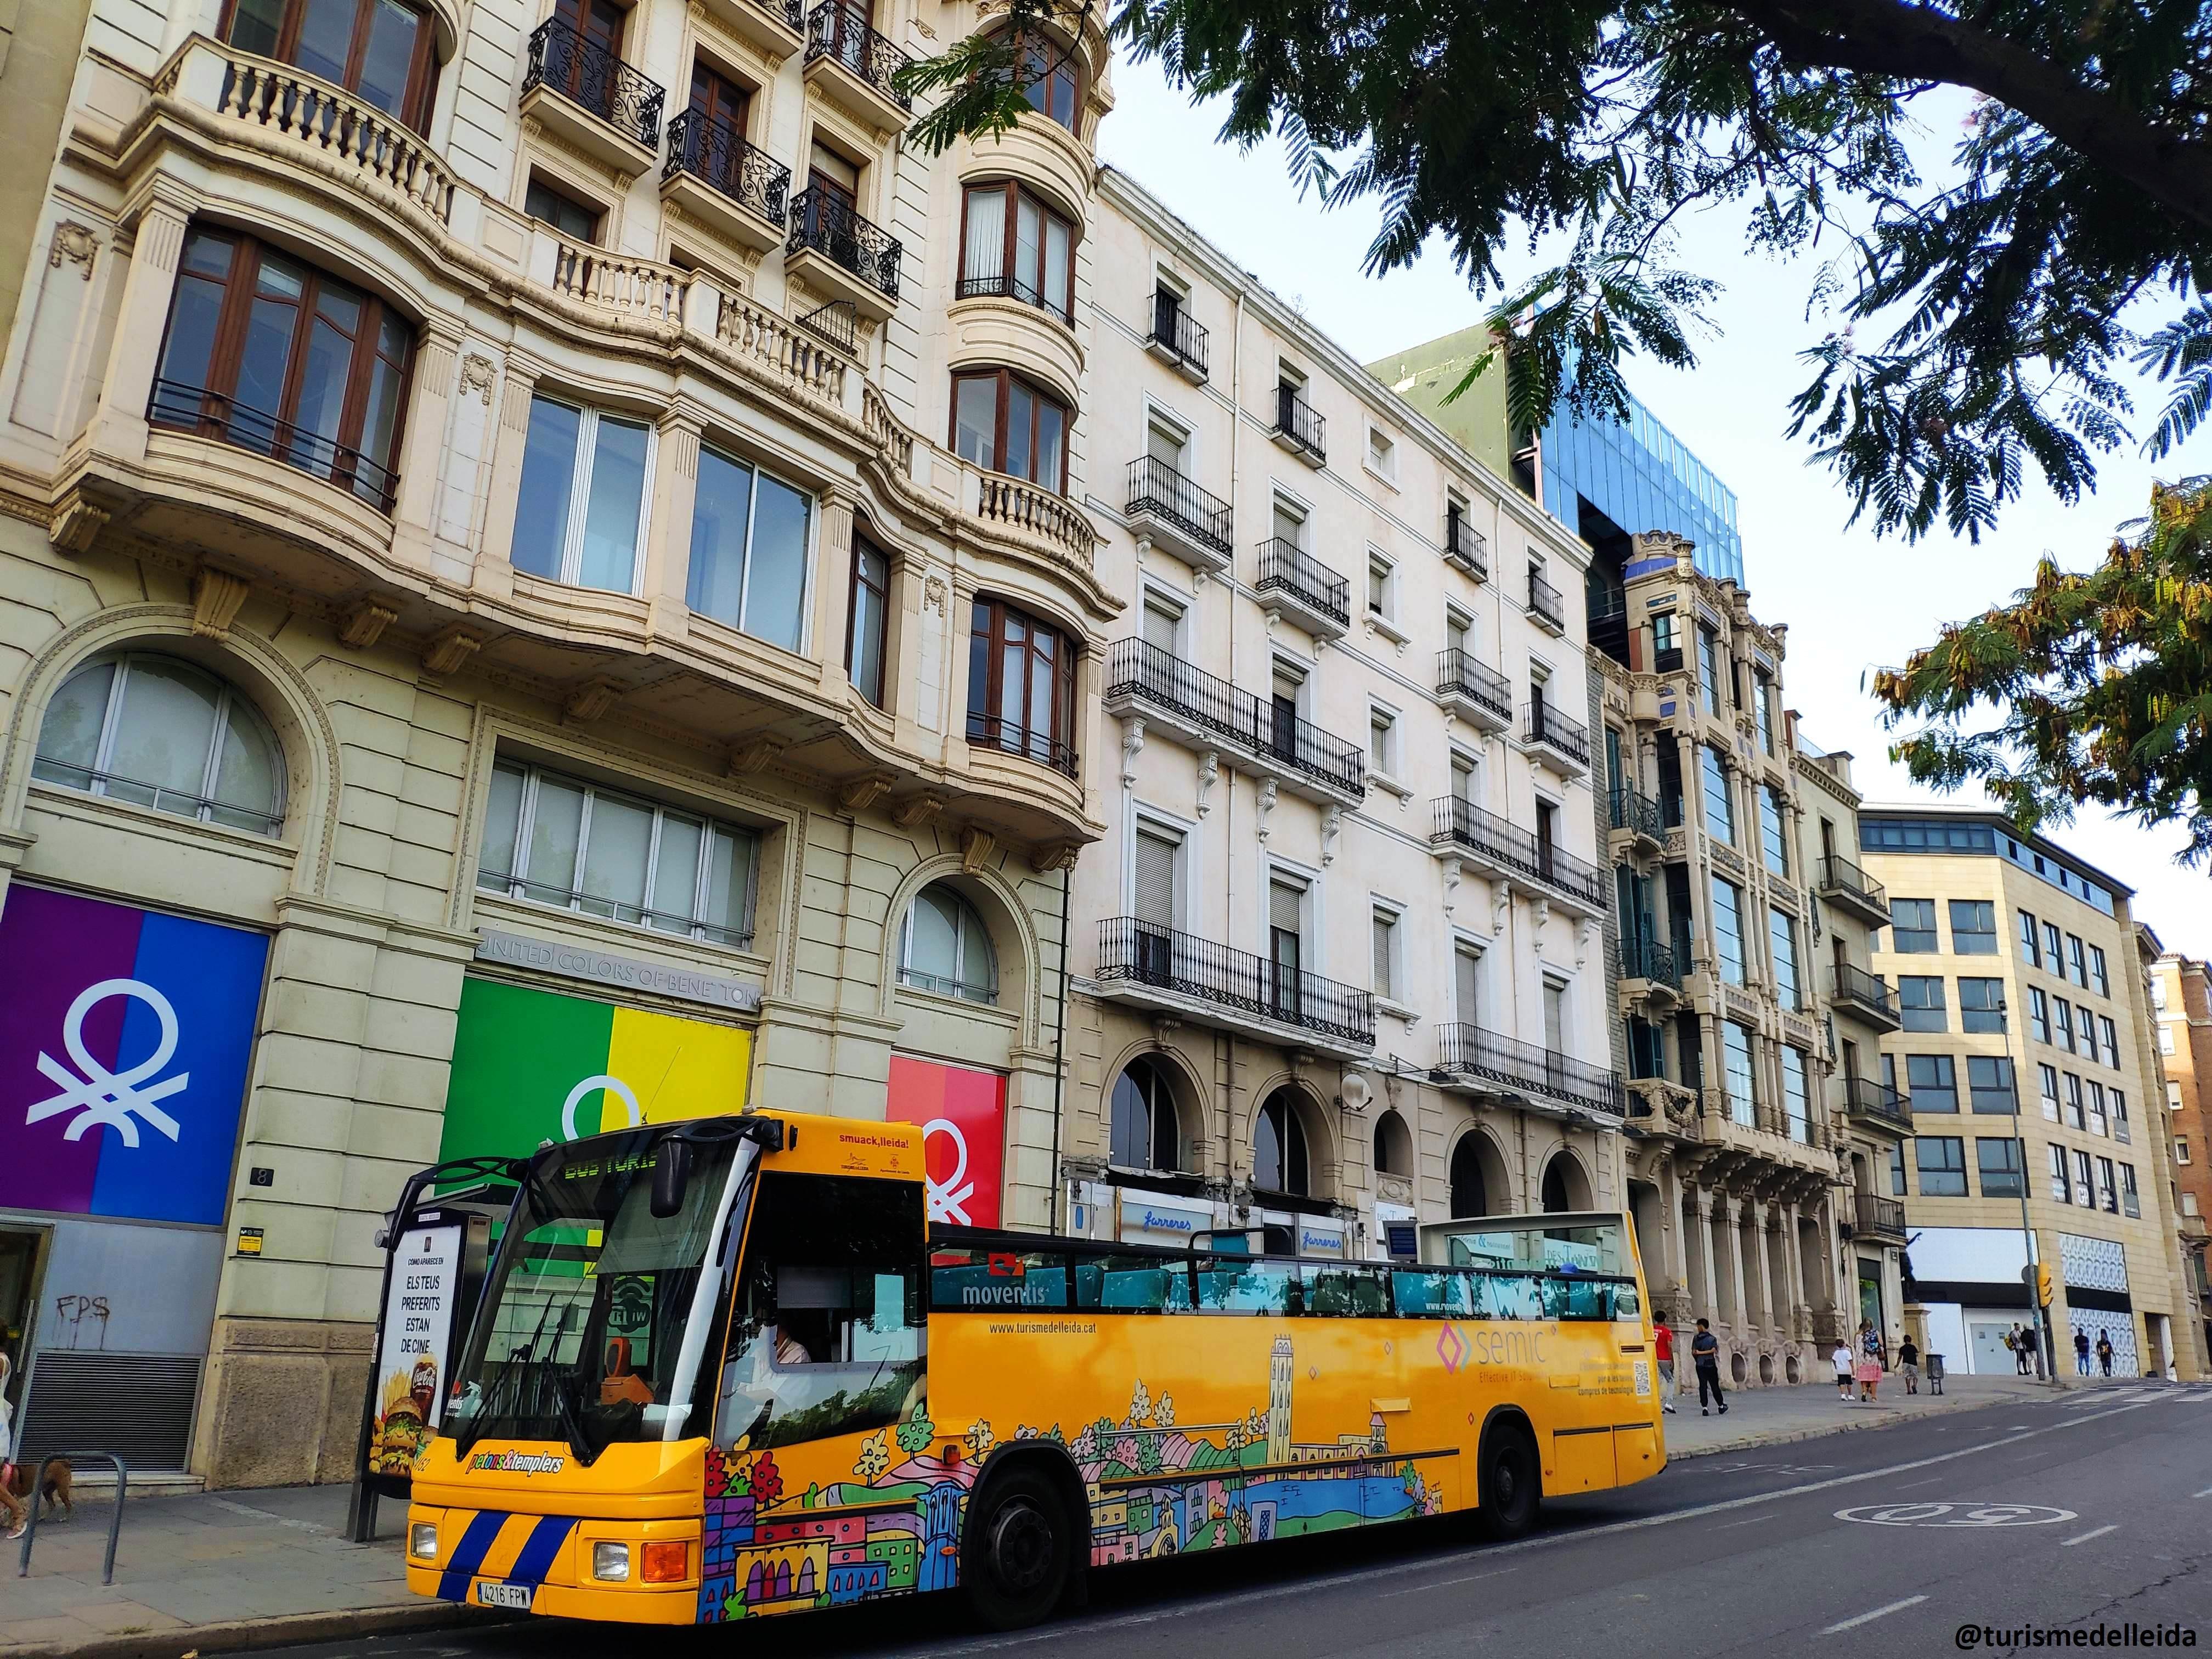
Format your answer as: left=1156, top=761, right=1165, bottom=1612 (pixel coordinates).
left=923, top=572, right=948, bottom=615
left=190, top=567, right=252, bottom=640
left=1321, top=804, right=1343, bottom=865
left=458, top=354, right=497, bottom=405
left=48, top=221, right=99, bottom=278
left=838, top=774, right=894, bottom=812
left=1254, top=777, right=1277, bottom=843
left=564, top=678, right=620, bottom=723
left=958, top=825, right=996, bottom=874
left=1028, top=840, right=1081, bottom=873
left=1492, top=878, right=1513, bottom=936
left=47, top=496, right=109, bottom=555
left=726, top=735, right=787, bottom=777
left=1119, top=716, right=1144, bottom=789
left=337, top=599, right=399, bottom=651
left=1195, top=749, right=1217, bottom=818
left=422, top=625, right=486, bottom=676
left=890, top=794, right=947, bottom=829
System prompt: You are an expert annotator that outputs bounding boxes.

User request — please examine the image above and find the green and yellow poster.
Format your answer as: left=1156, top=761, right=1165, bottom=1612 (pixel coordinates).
left=439, top=978, right=754, bottom=1161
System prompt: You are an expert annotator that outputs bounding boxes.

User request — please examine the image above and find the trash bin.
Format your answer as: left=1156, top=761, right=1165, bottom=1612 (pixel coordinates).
left=1925, top=1353, right=1945, bottom=1396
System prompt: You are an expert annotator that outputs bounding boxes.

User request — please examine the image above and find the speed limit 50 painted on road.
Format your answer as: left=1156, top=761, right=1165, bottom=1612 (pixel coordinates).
left=1835, top=1503, right=2079, bottom=1527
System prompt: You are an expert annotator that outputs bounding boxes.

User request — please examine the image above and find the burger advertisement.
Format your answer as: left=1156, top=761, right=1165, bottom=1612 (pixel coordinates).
left=371, top=1224, right=463, bottom=1479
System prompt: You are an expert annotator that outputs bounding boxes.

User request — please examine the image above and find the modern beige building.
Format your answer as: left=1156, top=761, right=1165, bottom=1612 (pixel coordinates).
left=1583, top=531, right=1880, bottom=1386
left=1863, top=807, right=2199, bottom=1378
left=2146, top=939, right=2212, bottom=1361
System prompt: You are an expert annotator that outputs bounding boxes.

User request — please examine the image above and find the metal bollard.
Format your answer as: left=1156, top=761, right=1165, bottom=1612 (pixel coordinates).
left=18, top=1452, right=128, bottom=1585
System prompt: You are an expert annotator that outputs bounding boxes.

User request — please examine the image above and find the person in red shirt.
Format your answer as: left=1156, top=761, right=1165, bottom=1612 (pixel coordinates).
left=1652, top=1317, right=1677, bottom=1414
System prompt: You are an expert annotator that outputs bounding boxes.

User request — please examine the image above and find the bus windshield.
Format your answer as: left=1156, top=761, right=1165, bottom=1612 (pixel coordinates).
left=444, top=1128, right=744, bottom=1462
left=1421, top=1212, right=1636, bottom=1276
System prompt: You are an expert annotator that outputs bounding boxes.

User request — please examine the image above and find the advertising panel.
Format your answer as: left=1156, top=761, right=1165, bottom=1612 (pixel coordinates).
left=884, top=1056, right=1006, bottom=1228
left=369, top=1222, right=462, bottom=1476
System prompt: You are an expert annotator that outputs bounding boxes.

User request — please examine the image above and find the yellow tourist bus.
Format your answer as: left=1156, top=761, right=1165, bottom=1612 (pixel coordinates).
left=404, top=1110, right=1664, bottom=1630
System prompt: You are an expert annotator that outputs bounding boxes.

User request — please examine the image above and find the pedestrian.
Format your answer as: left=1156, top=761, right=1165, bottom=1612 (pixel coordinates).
left=1653, top=1316, right=1678, bottom=1414
left=2074, top=1328, right=2092, bottom=1376
left=1858, top=1319, right=1883, bottom=1403
left=0, top=1353, right=24, bottom=1542
left=1833, top=1338, right=1855, bottom=1402
left=1691, top=1317, right=1726, bottom=1415
left=2096, top=1330, right=2115, bottom=1376
left=2016, top=1323, right=2035, bottom=1375
left=1898, top=1333, right=1921, bottom=1395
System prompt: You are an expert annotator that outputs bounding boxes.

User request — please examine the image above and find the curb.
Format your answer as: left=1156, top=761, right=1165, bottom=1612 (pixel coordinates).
left=3, top=1600, right=509, bottom=1659
left=1663, top=1386, right=2062, bottom=1461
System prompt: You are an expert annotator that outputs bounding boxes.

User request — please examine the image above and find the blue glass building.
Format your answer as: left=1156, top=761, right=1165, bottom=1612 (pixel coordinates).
left=1538, top=396, right=1744, bottom=587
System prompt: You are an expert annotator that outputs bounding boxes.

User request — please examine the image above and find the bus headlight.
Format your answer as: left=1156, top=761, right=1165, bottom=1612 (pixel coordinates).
left=592, top=1542, right=631, bottom=1582
left=408, top=1523, right=437, bottom=1560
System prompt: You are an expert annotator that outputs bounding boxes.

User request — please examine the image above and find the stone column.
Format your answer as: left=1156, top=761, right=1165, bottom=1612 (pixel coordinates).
left=85, top=190, right=194, bottom=464
left=638, top=404, right=704, bottom=639
left=1750, top=1200, right=1776, bottom=1341
left=810, top=487, right=858, bottom=695
left=470, top=358, right=543, bottom=603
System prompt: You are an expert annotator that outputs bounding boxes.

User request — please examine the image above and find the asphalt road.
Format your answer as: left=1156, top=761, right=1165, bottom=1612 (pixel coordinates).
left=289, top=1383, right=2212, bottom=1659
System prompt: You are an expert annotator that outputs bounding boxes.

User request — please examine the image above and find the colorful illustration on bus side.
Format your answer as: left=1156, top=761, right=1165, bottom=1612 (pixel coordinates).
left=695, top=1335, right=1447, bottom=1622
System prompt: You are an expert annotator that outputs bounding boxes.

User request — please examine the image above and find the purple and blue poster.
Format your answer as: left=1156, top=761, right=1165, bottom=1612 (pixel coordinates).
left=0, top=885, right=269, bottom=1226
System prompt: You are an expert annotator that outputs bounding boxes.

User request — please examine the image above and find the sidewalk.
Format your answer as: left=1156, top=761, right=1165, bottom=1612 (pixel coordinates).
left=5, top=1482, right=475, bottom=1659
left=1661, top=1367, right=2080, bottom=1460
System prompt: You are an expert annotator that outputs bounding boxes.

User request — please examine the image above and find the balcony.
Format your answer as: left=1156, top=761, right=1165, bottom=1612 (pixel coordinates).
left=1096, top=918, right=1375, bottom=1060
left=695, top=0, right=804, bottom=58
left=1817, top=855, right=1892, bottom=927
left=1427, top=797, right=1607, bottom=918
left=964, top=712, right=1078, bottom=781
left=1607, top=783, right=1663, bottom=853
left=1619, top=938, right=1681, bottom=1008
left=1843, top=1076, right=1912, bottom=1138
left=1255, top=540, right=1350, bottom=639
left=785, top=186, right=901, bottom=320
left=1146, top=294, right=1209, bottom=383
left=802, top=0, right=913, bottom=131
left=1527, top=569, right=1566, bottom=634
left=661, top=111, right=789, bottom=256
left=1854, top=1192, right=1908, bottom=1243
left=1435, top=648, right=1512, bottom=733
left=149, top=378, right=398, bottom=513
left=1271, top=385, right=1326, bottom=467
left=1436, top=1023, right=1626, bottom=1119
left=1523, top=699, right=1591, bottom=776
left=518, top=18, right=664, bottom=173
left=1831, top=962, right=1902, bottom=1033
left=1125, top=456, right=1233, bottom=574
left=1104, top=639, right=1365, bottom=807
left=1443, top=511, right=1488, bottom=580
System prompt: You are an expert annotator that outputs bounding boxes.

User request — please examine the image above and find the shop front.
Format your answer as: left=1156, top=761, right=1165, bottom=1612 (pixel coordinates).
left=0, top=885, right=269, bottom=1470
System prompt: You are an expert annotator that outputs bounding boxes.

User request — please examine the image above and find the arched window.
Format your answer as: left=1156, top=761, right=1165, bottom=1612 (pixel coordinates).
left=221, top=0, right=441, bottom=131
left=1109, top=1057, right=1179, bottom=1171
left=1253, top=1088, right=1310, bottom=1196
left=1372, top=1109, right=1411, bottom=1177
left=34, top=652, right=285, bottom=834
left=1541, top=1153, right=1591, bottom=1214
left=899, top=882, right=998, bottom=1003
left=1449, top=1136, right=1489, bottom=1219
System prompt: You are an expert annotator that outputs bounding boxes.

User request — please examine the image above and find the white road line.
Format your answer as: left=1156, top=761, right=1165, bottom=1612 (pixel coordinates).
left=926, top=1396, right=2168, bottom=1656
left=2193, top=1487, right=2212, bottom=1499
left=1894, top=1476, right=1945, bottom=1490
left=1821, top=1595, right=1928, bottom=1634
left=1380, top=1568, right=1516, bottom=1597
left=1715, top=1516, right=1771, bottom=1530
left=2061, top=1525, right=2118, bottom=1547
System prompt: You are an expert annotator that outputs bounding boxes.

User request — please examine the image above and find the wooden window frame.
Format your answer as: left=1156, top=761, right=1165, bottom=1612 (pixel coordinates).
left=150, top=225, right=416, bottom=512
left=845, top=528, right=890, bottom=708
left=218, top=0, right=440, bottom=130
left=1012, top=29, right=1081, bottom=132
left=966, top=594, right=1077, bottom=775
left=956, top=178, right=1077, bottom=322
left=947, top=367, right=1071, bottom=493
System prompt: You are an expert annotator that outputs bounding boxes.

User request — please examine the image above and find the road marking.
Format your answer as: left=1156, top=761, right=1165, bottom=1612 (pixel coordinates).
left=1716, top=1515, right=1771, bottom=1530
left=928, top=1396, right=2168, bottom=1655
left=1821, top=1595, right=1928, bottom=1634
left=2061, top=1525, right=2117, bottom=1547
left=1894, top=1476, right=1944, bottom=1490
left=2193, top=1487, right=2212, bottom=1499
left=1380, top=1567, right=1516, bottom=1597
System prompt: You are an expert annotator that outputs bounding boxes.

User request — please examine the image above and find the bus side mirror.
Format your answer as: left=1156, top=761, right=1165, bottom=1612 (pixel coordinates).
left=651, top=1142, right=692, bottom=1218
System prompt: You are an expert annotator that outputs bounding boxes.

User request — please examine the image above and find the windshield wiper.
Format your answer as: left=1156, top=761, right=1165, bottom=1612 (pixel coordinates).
left=455, top=1295, right=567, bottom=1459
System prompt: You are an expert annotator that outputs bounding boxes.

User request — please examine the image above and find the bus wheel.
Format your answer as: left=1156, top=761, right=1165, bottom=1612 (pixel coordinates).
left=1475, top=1423, right=1539, bottom=1541
left=966, top=1466, right=1071, bottom=1630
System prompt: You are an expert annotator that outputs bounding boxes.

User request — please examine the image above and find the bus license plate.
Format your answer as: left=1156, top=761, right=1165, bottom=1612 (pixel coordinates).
left=478, top=1583, right=533, bottom=1610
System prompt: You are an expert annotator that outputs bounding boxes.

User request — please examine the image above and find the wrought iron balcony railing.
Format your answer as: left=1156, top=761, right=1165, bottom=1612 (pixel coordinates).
left=663, top=110, right=790, bottom=226
left=1621, top=938, right=1680, bottom=989
left=1107, top=638, right=1365, bottom=799
left=1435, top=648, right=1511, bottom=724
left=1443, top=509, right=1488, bottom=578
left=1832, top=961, right=1899, bottom=1019
left=964, top=712, right=1078, bottom=780
left=1527, top=568, right=1566, bottom=630
left=523, top=18, right=664, bottom=149
left=1428, top=797, right=1608, bottom=911
left=1844, top=1076, right=1911, bottom=1130
left=1855, top=1192, right=1908, bottom=1238
left=1818, top=854, right=1890, bottom=915
left=1125, top=455, right=1232, bottom=557
left=1098, top=917, right=1375, bottom=1048
left=804, top=0, right=913, bottom=106
left=787, top=185, right=901, bottom=301
left=1436, top=1023, right=1626, bottom=1116
left=1609, top=782, right=1664, bottom=840
left=1272, top=383, right=1325, bottom=461
left=1148, top=292, right=1209, bottom=377
left=1523, top=699, right=1592, bottom=768
left=149, top=377, right=399, bottom=512
left=1255, top=540, right=1350, bottom=628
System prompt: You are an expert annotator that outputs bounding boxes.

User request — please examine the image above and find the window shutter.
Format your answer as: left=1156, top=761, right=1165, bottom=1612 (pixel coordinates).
left=1372, top=912, right=1393, bottom=999
left=1142, top=600, right=1179, bottom=654
left=1455, top=947, right=1481, bottom=1025
left=1134, top=830, right=1177, bottom=927
left=1269, top=878, right=1301, bottom=934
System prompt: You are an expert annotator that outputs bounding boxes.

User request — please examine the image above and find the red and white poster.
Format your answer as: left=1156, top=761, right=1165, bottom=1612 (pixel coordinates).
left=885, top=1056, right=1007, bottom=1228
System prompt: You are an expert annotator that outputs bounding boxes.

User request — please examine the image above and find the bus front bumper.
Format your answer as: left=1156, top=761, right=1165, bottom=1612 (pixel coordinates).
left=405, top=1503, right=703, bottom=1624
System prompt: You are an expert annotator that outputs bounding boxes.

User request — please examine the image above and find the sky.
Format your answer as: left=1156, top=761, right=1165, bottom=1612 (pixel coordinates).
left=1094, top=51, right=2212, bottom=958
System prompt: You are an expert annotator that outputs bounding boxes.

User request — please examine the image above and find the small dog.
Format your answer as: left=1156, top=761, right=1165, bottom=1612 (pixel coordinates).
left=6, top=1457, right=71, bottom=1521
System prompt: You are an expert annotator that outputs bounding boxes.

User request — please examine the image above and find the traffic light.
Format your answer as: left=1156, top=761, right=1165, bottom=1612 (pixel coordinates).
left=2035, top=1264, right=2053, bottom=1307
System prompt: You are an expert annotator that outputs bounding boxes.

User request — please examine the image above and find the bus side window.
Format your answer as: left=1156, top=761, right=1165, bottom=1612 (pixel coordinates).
left=928, top=1248, right=1070, bottom=1312
left=1389, top=1269, right=1472, bottom=1319
left=1612, top=1279, right=1641, bottom=1322
left=1072, top=1253, right=1190, bottom=1313
left=1306, top=1263, right=1389, bottom=1317
left=1194, top=1258, right=1297, bottom=1314
left=1478, top=1272, right=1544, bottom=1321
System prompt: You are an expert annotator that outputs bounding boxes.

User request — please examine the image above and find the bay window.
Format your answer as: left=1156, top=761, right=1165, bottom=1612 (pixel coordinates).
left=687, top=444, right=814, bottom=652
left=951, top=368, right=1068, bottom=491
left=512, top=394, right=652, bottom=592
left=477, top=758, right=758, bottom=947
left=151, top=227, right=414, bottom=510
left=847, top=532, right=889, bottom=707
left=222, top=0, right=438, bottom=129
left=1017, top=33, right=1079, bottom=129
left=967, top=596, right=1077, bottom=775
left=959, top=181, right=1075, bottom=321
